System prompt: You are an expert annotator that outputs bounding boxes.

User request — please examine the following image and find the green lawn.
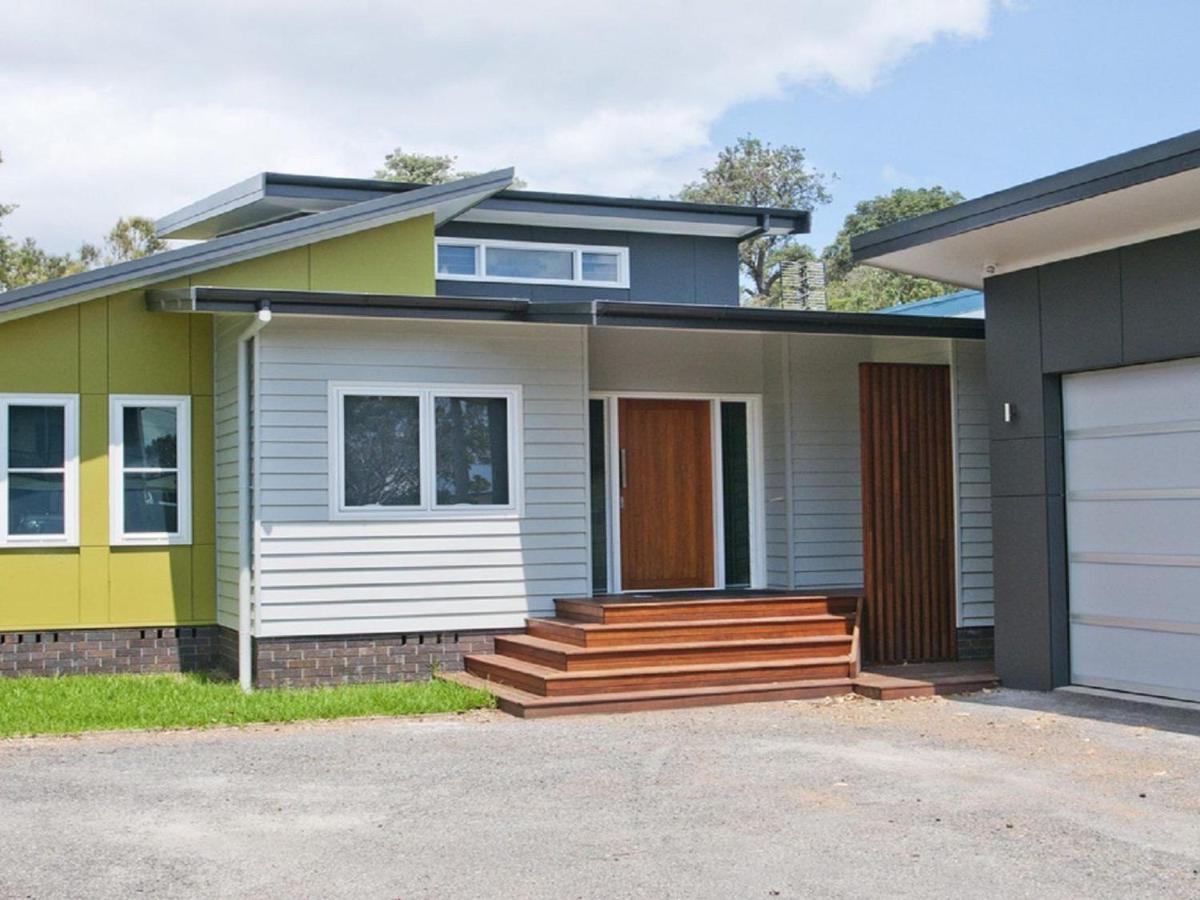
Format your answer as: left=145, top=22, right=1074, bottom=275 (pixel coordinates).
left=0, top=672, right=495, bottom=738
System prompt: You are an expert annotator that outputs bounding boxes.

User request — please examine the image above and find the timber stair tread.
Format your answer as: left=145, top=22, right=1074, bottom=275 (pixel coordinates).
left=444, top=670, right=855, bottom=718
left=469, top=652, right=853, bottom=681
left=494, top=632, right=852, bottom=670
left=527, top=613, right=854, bottom=646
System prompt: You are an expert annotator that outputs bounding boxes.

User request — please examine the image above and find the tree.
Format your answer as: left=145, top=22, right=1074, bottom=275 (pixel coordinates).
left=677, top=136, right=831, bottom=305
left=375, top=148, right=526, bottom=188
left=101, top=216, right=166, bottom=265
left=822, top=186, right=964, bottom=311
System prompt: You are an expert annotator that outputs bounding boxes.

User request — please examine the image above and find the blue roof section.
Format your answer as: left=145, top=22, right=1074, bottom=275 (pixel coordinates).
left=877, top=289, right=984, bottom=318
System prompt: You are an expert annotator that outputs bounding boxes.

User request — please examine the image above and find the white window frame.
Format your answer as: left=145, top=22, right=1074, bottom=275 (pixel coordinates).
left=435, top=237, right=630, bottom=289
left=0, top=394, right=79, bottom=548
left=109, top=395, right=192, bottom=546
left=329, top=382, right=524, bottom=521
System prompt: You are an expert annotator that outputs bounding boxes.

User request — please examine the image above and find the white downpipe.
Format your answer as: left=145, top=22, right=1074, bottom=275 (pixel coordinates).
left=237, top=307, right=272, bottom=692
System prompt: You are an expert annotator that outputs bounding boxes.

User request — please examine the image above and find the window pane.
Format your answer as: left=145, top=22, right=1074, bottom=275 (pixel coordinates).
left=437, top=244, right=477, bottom=276
left=123, top=471, right=178, bottom=534
left=581, top=252, right=620, bottom=283
left=8, top=472, right=64, bottom=536
left=485, top=246, right=573, bottom=281
left=588, top=399, right=607, bottom=593
left=8, top=405, right=64, bottom=469
left=343, top=395, right=421, bottom=507
left=435, top=397, right=509, bottom=506
left=123, top=406, right=178, bottom=468
left=721, top=402, right=751, bottom=588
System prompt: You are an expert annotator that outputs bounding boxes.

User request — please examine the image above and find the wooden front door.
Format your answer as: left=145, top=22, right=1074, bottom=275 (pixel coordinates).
left=859, top=363, right=957, bottom=663
left=618, top=398, right=715, bottom=590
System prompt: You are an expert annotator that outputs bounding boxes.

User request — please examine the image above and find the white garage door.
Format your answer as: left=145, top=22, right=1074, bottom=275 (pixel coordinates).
left=1064, top=357, right=1200, bottom=703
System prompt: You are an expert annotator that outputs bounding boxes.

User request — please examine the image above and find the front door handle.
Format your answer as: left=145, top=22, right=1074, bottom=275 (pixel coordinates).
left=620, top=448, right=628, bottom=489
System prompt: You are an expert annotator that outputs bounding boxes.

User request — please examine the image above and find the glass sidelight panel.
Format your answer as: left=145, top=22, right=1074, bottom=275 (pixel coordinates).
left=589, top=399, right=608, bottom=594
left=721, top=401, right=751, bottom=588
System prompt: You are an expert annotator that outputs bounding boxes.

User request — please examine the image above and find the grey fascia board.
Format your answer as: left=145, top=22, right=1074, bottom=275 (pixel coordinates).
left=0, top=168, right=514, bottom=317
left=157, top=170, right=811, bottom=240
left=153, top=286, right=982, bottom=339
left=851, top=128, right=1200, bottom=262
left=153, top=173, right=268, bottom=237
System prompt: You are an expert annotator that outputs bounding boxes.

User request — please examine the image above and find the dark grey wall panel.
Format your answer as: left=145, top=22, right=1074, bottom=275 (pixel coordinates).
left=991, top=495, right=1054, bottom=689
left=1120, top=230, right=1200, bottom=364
left=984, top=269, right=1044, bottom=439
left=990, top=437, right=1047, bottom=497
left=436, top=222, right=740, bottom=306
left=1039, top=251, right=1123, bottom=373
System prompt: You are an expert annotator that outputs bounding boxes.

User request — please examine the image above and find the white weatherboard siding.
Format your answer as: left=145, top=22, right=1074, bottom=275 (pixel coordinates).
left=761, top=335, right=792, bottom=589
left=253, top=318, right=590, bottom=637
left=213, top=315, right=251, bottom=630
left=787, top=335, right=871, bottom=588
left=1064, top=357, right=1200, bottom=702
left=953, top=341, right=995, bottom=626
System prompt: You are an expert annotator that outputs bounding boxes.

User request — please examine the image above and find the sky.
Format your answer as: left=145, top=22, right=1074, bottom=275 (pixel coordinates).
left=3, top=0, right=1200, bottom=254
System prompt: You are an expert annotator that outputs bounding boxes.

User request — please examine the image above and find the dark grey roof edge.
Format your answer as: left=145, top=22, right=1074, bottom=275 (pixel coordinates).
left=851, top=127, right=1200, bottom=261
left=157, top=170, right=811, bottom=238
left=0, top=168, right=514, bottom=316
left=149, top=286, right=983, bottom=340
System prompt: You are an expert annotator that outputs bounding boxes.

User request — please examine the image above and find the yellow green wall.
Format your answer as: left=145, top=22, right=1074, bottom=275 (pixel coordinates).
left=0, top=214, right=434, bottom=630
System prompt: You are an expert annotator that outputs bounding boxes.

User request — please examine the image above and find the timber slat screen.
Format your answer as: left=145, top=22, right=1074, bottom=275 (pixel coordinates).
left=859, top=363, right=957, bottom=663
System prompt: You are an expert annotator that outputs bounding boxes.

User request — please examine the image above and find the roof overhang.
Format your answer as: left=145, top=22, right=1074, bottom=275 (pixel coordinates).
left=0, top=169, right=514, bottom=325
left=851, top=128, right=1200, bottom=289
left=156, top=172, right=810, bottom=241
left=147, top=286, right=984, bottom=340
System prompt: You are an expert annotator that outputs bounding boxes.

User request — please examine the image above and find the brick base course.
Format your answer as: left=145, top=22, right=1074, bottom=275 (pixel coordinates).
left=956, top=626, right=995, bottom=661
left=0, top=626, right=219, bottom=678
left=250, top=629, right=511, bottom=688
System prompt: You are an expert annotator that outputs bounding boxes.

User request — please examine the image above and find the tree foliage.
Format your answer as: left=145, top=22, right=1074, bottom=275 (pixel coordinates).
left=822, top=186, right=964, bottom=311
left=677, top=136, right=831, bottom=305
left=0, top=151, right=163, bottom=292
left=375, top=148, right=526, bottom=188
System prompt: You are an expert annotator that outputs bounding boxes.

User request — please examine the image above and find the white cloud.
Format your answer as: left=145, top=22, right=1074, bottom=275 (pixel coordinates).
left=1, top=0, right=996, bottom=250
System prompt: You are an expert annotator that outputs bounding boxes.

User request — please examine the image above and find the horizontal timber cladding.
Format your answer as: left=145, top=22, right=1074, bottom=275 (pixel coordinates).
left=253, top=317, right=591, bottom=637
left=953, top=342, right=995, bottom=627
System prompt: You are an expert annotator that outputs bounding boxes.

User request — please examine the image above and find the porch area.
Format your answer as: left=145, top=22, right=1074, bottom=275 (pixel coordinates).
left=447, top=590, right=997, bottom=717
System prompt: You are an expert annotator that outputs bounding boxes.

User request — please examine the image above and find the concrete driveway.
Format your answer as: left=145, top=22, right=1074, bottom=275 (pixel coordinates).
left=1, top=688, right=1198, bottom=899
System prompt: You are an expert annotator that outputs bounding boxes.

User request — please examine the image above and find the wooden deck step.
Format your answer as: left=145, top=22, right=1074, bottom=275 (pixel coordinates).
left=494, top=633, right=853, bottom=671
left=465, top=653, right=855, bottom=696
left=526, top=613, right=854, bottom=647
left=853, top=664, right=999, bottom=700
left=444, top=670, right=855, bottom=718
left=556, top=592, right=860, bottom=624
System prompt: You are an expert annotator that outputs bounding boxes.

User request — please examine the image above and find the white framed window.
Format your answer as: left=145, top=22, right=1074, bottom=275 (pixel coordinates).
left=109, top=395, right=192, bottom=546
left=436, top=237, right=630, bottom=288
left=329, top=382, right=523, bottom=520
left=0, top=394, right=79, bottom=547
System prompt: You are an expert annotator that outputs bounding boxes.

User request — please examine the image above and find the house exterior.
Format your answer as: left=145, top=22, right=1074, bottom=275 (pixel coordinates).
left=0, top=167, right=990, bottom=691
left=854, top=127, right=1200, bottom=704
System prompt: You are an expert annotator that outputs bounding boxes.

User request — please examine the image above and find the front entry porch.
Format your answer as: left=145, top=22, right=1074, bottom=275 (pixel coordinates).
left=450, top=590, right=997, bottom=717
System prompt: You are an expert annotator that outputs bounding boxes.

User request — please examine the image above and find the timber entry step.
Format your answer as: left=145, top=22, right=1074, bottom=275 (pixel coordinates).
left=459, top=590, right=867, bottom=717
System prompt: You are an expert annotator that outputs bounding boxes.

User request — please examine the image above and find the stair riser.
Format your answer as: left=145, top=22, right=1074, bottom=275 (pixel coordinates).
left=556, top=597, right=859, bottom=624
left=508, top=683, right=855, bottom=718
left=542, top=662, right=855, bottom=696
left=466, top=656, right=853, bottom=697
left=527, top=617, right=852, bottom=647
left=494, top=637, right=854, bottom=671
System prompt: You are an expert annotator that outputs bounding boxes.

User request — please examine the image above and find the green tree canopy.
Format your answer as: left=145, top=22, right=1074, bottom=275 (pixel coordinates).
left=677, top=136, right=831, bottom=305
left=822, top=186, right=964, bottom=312
left=101, top=216, right=166, bottom=265
left=375, top=148, right=526, bottom=188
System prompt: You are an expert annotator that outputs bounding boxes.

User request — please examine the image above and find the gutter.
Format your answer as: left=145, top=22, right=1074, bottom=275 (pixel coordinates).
left=236, top=304, right=272, bottom=692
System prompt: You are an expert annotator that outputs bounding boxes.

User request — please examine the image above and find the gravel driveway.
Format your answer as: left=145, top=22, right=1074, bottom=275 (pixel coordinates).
left=1, top=688, right=1198, bottom=899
